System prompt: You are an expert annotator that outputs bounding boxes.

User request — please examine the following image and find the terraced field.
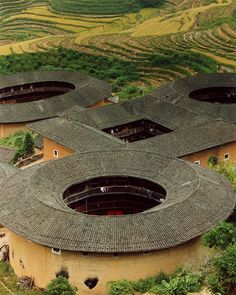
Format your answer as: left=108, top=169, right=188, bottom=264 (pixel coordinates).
left=0, top=0, right=235, bottom=86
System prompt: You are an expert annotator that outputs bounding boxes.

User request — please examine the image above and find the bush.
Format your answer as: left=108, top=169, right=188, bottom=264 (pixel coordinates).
left=209, top=161, right=236, bottom=189
left=208, top=161, right=236, bottom=222
left=108, top=279, right=135, bottom=295
left=207, top=156, right=219, bottom=166
left=118, top=85, right=145, bottom=100
left=149, top=269, right=202, bottom=295
left=133, top=277, right=157, bottom=293
left=156, top=271, right=170, bottom=284
left=43, top=276, right=77, bottom=295
left=202, top=221, right=236, bottom=250
left=207, top=273, right=225, bottom=294
left=207, top=244, right=236, bottom=295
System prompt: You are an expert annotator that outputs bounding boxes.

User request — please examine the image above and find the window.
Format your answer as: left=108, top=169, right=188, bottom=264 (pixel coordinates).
left=194, top=160, right=200, bottom=165
left=51, top=248, right=61, bottom=255
left=53, top=149, right=59, bottom=158
left=224, top=153, right=229, bottom=161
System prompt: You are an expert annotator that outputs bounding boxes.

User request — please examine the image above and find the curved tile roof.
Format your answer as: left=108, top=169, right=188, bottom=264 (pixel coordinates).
left=0, top=162, right=18, bottom=184
left=0, top=150, right=234, bottom=253
left=0, top=71, right=111, bottom=123
left=152, top=73, right=236, bottom=123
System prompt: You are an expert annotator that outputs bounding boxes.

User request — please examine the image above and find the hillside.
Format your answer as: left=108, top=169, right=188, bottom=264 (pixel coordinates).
left=0, top=0, right=164, bottom=16
left=0, top=0, right=235, bottom=88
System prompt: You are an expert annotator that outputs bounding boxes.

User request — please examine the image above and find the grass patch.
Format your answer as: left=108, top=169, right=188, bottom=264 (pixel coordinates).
left=0, top=261, right=42, bottom=295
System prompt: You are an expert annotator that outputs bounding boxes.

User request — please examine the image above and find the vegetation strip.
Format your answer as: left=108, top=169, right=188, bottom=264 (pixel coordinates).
left=0, top=280, right=15, bottom=295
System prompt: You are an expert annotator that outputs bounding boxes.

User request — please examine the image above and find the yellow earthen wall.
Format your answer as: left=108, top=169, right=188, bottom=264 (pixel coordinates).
left=43, top=137, right=74, bottom=161
left=88, top=99, right=112, bottom=109
left=9, top=231, right=202, bottom=295
left=0, top=123, right=28, bottom=138
left=182, top=142, right=236, bottom=167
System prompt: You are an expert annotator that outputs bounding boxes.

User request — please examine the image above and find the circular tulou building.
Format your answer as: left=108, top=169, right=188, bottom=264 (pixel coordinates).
left=0, top=150, right=234, bottom=294
left=152, top=73, right=236, bottom=123
left=0, top=71, right=111, bottom=137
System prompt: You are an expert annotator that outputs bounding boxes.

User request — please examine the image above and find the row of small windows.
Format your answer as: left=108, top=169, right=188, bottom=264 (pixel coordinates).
left=53, top=148, right=231, bottom=163
left=53, top=148, right=231, bottom=164
left=194, top=153, right=230, bottom=165
left=51, top=248, right=151, bottom=258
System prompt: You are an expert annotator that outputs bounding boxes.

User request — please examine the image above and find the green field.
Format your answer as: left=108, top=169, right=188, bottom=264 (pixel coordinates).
left=0, top=0, right=235, bottom=89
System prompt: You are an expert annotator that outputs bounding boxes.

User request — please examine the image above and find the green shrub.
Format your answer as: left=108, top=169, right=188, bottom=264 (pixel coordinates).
left=207, top=156, right=219, bottom=166
left=208, top=161, right=236, bottom=222
left=156, top=271, right=170, bottom=284
left=149, top=269, right=202, bottom=295
left=209, top=161, right=236, bottom=189
left=207, top=273, right=225, bottom=294
left=108, top=279, right=135, bottom=295
left=118, top=85, right=144, bottom=99
left=202, top=221, right=236, bottom=250
left=133, top=276, right=157, bottom=293
left=43, top=276, right=77, bottom=295
left=207, top=244, right=236, bottom=295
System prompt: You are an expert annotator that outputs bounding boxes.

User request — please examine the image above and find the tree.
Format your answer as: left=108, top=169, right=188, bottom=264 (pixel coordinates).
left=43, top=276, right=77, bottom=295
left=24, top=132, right=34, bottom=156
left=13, top=132, right=34, bottom=163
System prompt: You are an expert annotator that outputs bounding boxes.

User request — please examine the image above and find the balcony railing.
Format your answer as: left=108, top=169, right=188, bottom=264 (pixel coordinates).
left=64, top=185, right=164, bottom=205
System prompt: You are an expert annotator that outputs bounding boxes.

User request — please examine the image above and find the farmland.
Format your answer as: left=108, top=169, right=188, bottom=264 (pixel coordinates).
left=0, top=0, right=235, bottom=87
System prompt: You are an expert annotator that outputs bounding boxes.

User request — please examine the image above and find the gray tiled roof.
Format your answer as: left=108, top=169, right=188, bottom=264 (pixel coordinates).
left=28, top=96, right=213, bottom=153
left=152, top=73, right=236, bottom=123
left=0, top=150, right=234, bottom=253
left=60, top=95, right=210, bottom=130
left=0, top=71, right=111, bottom=123
left=0, top=147, right=16, bottom=163
left=29, top=117, right=126, bottom=152
left=132, top=120, right=236, bottom=157
left=0, top=162, right=18, bottom=184
left=28, top=94, right=236, bottom=158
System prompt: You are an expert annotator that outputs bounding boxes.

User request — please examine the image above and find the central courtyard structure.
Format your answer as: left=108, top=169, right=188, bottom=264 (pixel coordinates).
left=64, top=175, right=166, bottom=215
